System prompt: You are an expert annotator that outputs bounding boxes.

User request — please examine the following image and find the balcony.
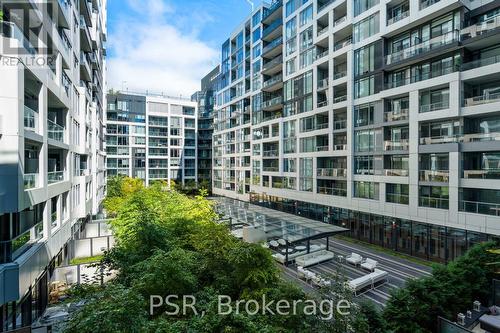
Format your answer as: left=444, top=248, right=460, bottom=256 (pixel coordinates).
left=262, top=0, right=282, bottom=22
left=463, top=169, right=500, bottom=179
left=262, top=18, right=283, bottom=40
left=385, top=64, right=459, bottom=90
left=384, top=140, right=409, bottom=151
left=262, top=149, right=279, bottom=157
left=48, top=171, right=64, bottom=184
left=461, top=16, right=500, bottom=41
left=384, top=109, right=409, bottom=122
left=334, top=16, right=347, bottom=27
left=385, top=30, right=459, bottom=65
left=262, top=96, right=283, bottom=111
left=387, top=11, right=409, bottom=25
left=262, top=56, right=283, bottom=74
left=0, top=21, right=36, bottom=55
left=262, top=36, right=283, bottom=57
left=80, top=51, right=92, bottom=82
left=79, top=16, right=92, bottom=52
left=318, top=0, right=334, bottom=13
left=316, top=145, right=329, bottom=151
left=317, top=168, right=347, bottom=178
left=419, top=170, right=449, bottom=182
left=317, top=186, right=347, bottom=197
left=420, top=135, right=460, bottom=145
left=386, top=193, right=409, bottom=205
left=333, top=143, right=347, bottom=151
left=420, top=101, right=449, bottom=113
left=385, top=169, right=409, bottom=177
left=333, top=95, right=347, bottom=104
left=318, top=78, right=329, bottom=91
left=464, top=91, right=500, bottom=107
left=24, top=106, right=38, bottom=131
left=460, top=200, right=500, bottom=216
left=462, top=55, right=500, bottom=72
left=48, top=119, right=64, bottom=142
left=263, top=166, right=279, bottom=172
left=262, top=74, right=283, bottom=91
left=334, top=38, right=352, bottom=51
left=334, top=119, right=347, bottom=130
left=333, top=70, right=347, bottom=80
left=420, top=0, right=440, bottom=10
left=24, top=173, right=38, bottom=190
left=419, top=196, right=449, bottom=209
left=463, top=132, right=500, bottom=143
left=318, top=100, right=328, bottom=108
left=317, top=26, right=329, bottom=36
left=316, top=49, right=329, bottom=60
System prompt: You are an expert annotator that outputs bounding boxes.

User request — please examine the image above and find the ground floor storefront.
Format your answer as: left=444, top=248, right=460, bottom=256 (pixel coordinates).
left=249, top=193, right=497, bottom=263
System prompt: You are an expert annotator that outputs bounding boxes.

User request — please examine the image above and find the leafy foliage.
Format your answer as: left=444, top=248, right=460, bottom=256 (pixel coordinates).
left=65, top=177, right=372, bottom=332
left=383, top=242, right=500, bottom=333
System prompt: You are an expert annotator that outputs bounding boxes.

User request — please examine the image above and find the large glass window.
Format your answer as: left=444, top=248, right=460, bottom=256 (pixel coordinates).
left=354, top=0, right=379, bottom=16
left=354, top=102, right=375, bottom=127
left=299, top=5, right=313, bottom=27
left=354, top=181, right=379, bottom=200
left=353, top=13, right=380, bottom=43
left=354, top=43, right=375, bottom=76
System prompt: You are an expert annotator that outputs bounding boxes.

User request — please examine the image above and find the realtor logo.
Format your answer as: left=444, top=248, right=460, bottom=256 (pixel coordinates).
left=0, top=0, right=60, bottom=56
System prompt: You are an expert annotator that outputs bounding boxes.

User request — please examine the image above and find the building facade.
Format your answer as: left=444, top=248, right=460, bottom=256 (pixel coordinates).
left=192, top=66, right=220, bottom=189
left=106, top=92, right=198, bottom=186
left=212, top=0, right=500, bottom=262
left=0, top=0, right=107, bottom=329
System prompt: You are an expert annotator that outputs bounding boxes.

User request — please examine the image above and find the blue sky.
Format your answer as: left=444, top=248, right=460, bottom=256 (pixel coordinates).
left=106, top=0, right=263, bottom=97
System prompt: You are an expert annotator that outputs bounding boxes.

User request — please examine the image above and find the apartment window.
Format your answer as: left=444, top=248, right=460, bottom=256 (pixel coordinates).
left=299, top=26, right=313, bottom=51
left=252, top=10, right=261, bottom=27
left=286, top=58, right=296, bottom=75
left=419, top=186, right=449, bottom=209
left=299, top=5, right=313, bottom=27
left=354, top=156, right=375, bottom=175
left=354, top=0, right=379, bottom=16
left=299, top=157, right=313, bottom=191
left=285, top=17, right=297, bottom=40
left=355, top=129, right=376, bottom=152
left=386, top=184, right=409, bottom=204
left=354, top=102, right=375, bottom=127
left=354, top=75, right=375, bottom=98
left=252, top=28, right=261, bottom=44
left=286, top=36, right=297, bottom=56
left=283, top=120, right=296, bottom=138
left=299, top=48, right=314, bottom=68
left=283, top=138, right=296, bottom=153
left=353, top=13, right=380, bottom=43
left=354, top=181, right=379, bottom=200
left=252, top=44, right=261, bottom=59
left=354, top=43, right=375, bottom=76
left=283, top=158, right=296, bottom=172
left=300, top=137, right=316, bottom=153
left=252, top=60, right=261, bottom=73
left=419, top=87, right=449, bottom=113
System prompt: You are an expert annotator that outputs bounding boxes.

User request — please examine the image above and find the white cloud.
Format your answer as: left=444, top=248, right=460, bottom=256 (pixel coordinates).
left=107, top=0, right=219, bottom=97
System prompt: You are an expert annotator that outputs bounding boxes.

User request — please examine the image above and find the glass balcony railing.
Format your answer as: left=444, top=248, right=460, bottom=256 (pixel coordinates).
left=333, top=95, right=347, bottom=104
left=334, top=119, right=347, bottom=130
left=0, top=21, right=36, bottom=55
left=461, top=16, right=500, bottom=41
left=386, top=64, right=459, bottom=89
left=334, top=16, right=347, bottom=27
left=317, top=168, right=347, bottom=177
left=461, top=54, right=500, bottom=71
left=333, top=143, right=347, bottom=151
left=263, top=166, right=279, bottom=172
left=318, top=78, right=329, bottom=90
left=462, top=132, right=500, bottom=143
left=384, top=109, right=409, bottom=122
left=419, top=196, right=449, bottom=209
left=262, top=36, right=283, bottom=54
left=334, top=38, right=352, bottom=51
left=318, top=0, right=334, bottom=13
left=385, top=169, right=409, bottom=177
left=420, top=0, right=440, bottom=10
left=460, top=200, right=500, bottom=216
left=419, top=170, right=449, bottom=182
left=24, top=106, right=37, bottom=130
left=464, top=92, right=500, bottom=107
left=262, top=18, right=283, bottom=38
left=419, top=101, right=449, bottom=113
left=262, top=96, right=283, bottom=109
left=263, top=74, right=283, bottom=89
left=333, top=70, right=347, bottom=80
left=420, top=135, right=461, bottom=145
left=384, top=139, right=409, bottom=151
left=387, top=11, right=409, bottom=25
left=262, top=149, right=279, bottom=157
left=463, top=169, right=500, bottom=179
left=48, top=171, right=64, bottom=184
left=316, top=145, right=329, bottom=151
left=317, top=26, right=329, bottom=36
left=317, top=186, right=347, bottom=197
left=385, top=30, right=459, bottom=65
left=262, top=56, right=282, bottom=72
left=386, top=193, right=409, bottom=204
left=262, top=0, right=282, bottom=20
left=47, top=119, right=64, bottom=141
left=24, top=173, right=38, bottom=189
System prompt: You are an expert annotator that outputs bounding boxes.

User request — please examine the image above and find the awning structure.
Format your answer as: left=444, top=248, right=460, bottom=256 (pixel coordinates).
left=213, top=196, right=348, bottom=245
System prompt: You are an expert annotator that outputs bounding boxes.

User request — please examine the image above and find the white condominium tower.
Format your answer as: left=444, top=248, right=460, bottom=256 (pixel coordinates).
left=212, top=0, right=500, bottom=263
left=106, top=92, right=198, bottom=187
left=0, top=0, right=107, bottom=328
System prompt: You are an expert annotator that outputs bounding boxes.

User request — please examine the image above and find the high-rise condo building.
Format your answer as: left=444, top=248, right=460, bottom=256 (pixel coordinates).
left=211, top=0, right=500, bottom=263
left=0, top=0, right=107, bottom=328
left=192, top=65, right=220, bottom=188
left=106, top=92, right=198, bottom=186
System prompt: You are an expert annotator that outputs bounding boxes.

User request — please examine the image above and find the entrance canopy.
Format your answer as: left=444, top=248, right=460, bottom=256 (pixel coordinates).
left=213, top=197, right=348, bottom=245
